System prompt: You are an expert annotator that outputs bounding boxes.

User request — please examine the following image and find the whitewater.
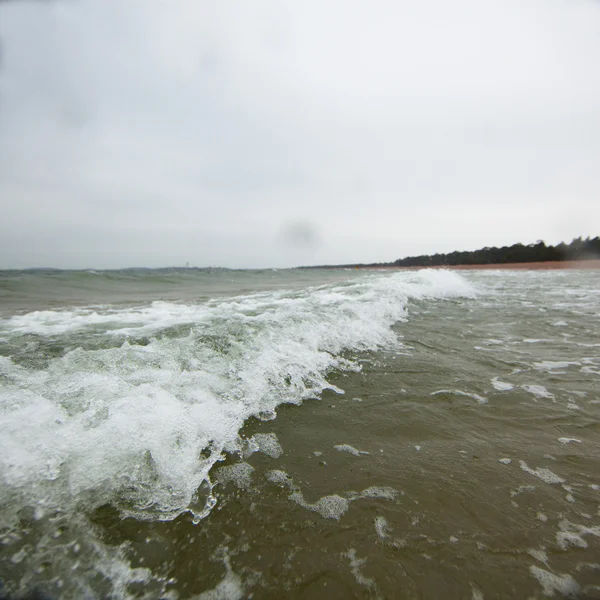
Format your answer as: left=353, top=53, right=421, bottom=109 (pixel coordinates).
left=1, top=268, right=599, bottom=599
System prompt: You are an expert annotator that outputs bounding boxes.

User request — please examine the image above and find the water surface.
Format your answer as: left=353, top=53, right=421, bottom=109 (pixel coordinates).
left=1, top=268, right=599, bottom=598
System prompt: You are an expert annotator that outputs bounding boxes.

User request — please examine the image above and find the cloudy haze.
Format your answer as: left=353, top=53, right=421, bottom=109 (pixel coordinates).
left=1, top=0, right=599, bottom=268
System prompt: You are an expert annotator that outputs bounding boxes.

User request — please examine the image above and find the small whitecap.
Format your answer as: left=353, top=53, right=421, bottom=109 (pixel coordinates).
left=374, top=516, right=390, bottom=540
left=527, top=548, right=548, bottom=564
left=334, top=444, right=369, bottom=456
left=530, top=566, right=579, bottom=598
left=519, top=461, right=564, bottom=484
left=360, top=486, right=399, bottom=501
left=430, top=389, right=487, bottom=404
left=522, top=385, right=554, bottom=400
left=491, top=377, right=513, bottom=391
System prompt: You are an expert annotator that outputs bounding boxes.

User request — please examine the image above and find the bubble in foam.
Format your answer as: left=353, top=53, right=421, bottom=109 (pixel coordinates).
left=248, top=433, right=283, bottom=458
left=216, top=463, right=255, bottom=490
left=290, top=491, right=350, bottom=520
left=266, top=469, right=293, bottom=487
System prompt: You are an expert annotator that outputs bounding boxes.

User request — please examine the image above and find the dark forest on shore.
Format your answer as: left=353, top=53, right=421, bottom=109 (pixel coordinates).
left=302, top=236, right=600, bottom=269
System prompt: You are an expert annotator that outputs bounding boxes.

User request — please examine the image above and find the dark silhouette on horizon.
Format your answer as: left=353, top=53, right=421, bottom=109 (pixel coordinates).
left=301, top=236, right=600, bottom=269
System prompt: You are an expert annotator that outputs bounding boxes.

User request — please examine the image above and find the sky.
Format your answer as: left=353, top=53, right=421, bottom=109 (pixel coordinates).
left=0, top=0, right=599, bottom=269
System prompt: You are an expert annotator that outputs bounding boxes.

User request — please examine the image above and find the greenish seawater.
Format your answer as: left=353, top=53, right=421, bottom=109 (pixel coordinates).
left=0, top=268, right=599, bottom=599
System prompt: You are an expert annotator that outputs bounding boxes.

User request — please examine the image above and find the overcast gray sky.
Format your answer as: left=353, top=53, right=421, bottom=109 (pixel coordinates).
left=1, top=0, right=599, bottom=268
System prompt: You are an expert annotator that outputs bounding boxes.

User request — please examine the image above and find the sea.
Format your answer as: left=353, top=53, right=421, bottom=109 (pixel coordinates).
left=0, top=267, right=599, bottom=599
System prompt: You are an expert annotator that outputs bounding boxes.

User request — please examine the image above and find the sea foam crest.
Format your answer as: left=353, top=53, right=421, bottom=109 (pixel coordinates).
left=0, top=270, right=474, bottom=526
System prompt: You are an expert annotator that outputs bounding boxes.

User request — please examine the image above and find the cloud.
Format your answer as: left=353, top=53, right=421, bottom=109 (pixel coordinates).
left=1, top=0, right=599, bottom=268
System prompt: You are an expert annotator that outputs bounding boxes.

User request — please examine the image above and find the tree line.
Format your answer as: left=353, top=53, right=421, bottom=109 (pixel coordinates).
left=299, top=236, right=600, bottom=269
left=391, top=237, right=600, bottom=267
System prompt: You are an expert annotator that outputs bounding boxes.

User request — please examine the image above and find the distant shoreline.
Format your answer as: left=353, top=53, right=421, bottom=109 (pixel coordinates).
left=357, top=259, right=600, bottom=271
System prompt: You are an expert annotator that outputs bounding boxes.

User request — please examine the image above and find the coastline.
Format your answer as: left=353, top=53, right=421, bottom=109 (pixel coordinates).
left=363, top=259, right=600, bottom=271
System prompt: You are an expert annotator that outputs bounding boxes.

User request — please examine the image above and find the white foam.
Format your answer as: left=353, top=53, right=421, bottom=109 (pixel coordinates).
left=491, top=377, right=513, bottom=391
left=430, top=389, right=487, bottom=404
left=534, top=361, right=579, bottom=373
left=334, top=444, right=370, bottom=456
left=558, top=438, right=582, bottom=445
left=196, top=556, right=244, bottom=600
left=249, top=433, right=283, bottom=459
left=290, top=491, right=350, bottom=520
left=519, top=461, right=565, bottom=484
left=511, top=485, right=536, bottom=497
left=0, top=270, right=475, bottom=529
left=527, top=548, right=548, bottom=564
left=360, top=486, right=399, bottom=501
left=471, top=586, right=484, bottom=600
left=343, top=549, right=376, bottom=591
left=530, top=566, right=579, bottom=597
left=266, top=469, right=292, bottom=487
left=0, top=271, right=480, bottom=594
left=556, top=519, right=600, bottom=550
left=498, top=458, right=512, bottom=465
left=374, top=516, right=391, bottom=540
left=522, top=385, right=555, bottom=400
left=216, top=463, right=255, bottom=490
left=267, top=468, right=397, bottom=523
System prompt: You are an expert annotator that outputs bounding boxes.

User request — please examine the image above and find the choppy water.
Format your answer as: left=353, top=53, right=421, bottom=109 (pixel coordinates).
left=0, top=268, right=599, bottom=599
